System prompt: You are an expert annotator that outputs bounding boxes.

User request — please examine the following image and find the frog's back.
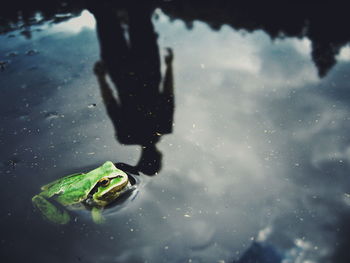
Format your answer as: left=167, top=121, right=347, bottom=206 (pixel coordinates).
left=40, top=161, right=119, bottom=204
left=41, top=173, right=84, bottom=192
left=42, top=173, right=95, bottom=205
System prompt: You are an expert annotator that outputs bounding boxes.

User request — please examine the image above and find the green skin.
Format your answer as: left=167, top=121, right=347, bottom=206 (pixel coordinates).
left=32, top=161, right=129, bottom=224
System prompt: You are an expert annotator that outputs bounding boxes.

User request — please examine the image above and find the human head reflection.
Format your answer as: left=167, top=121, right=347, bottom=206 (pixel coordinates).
left=89, top=2, right=174, bottom=176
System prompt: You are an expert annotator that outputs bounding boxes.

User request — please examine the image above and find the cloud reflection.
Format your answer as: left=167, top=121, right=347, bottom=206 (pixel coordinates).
left=151, top=12, right=350, bottom=262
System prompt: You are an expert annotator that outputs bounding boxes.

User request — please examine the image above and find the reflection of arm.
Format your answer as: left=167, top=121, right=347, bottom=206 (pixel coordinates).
left=159, top=49, right=175, bottom=134
left=98, top=76, right=118, bottom=106
left=94, top=62, right=119, bottom=108
left=94, top=62, right=121, bottom=132
left=162, top=48, right=174, bottom=98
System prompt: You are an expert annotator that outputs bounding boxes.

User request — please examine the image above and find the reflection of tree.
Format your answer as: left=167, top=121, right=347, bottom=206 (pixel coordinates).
left=90, top=3, right=174, bottom=176
left=2, top=1, right=349, bottom=76
left=161, top=1, right=350, bottom=78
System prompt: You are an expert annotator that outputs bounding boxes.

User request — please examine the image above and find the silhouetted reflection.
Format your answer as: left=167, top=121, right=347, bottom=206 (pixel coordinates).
left=89, top=3, right=174, bottom=176
left=160, top=2, right=350, bottom=78
left=2, top=2, right=350, bottom=78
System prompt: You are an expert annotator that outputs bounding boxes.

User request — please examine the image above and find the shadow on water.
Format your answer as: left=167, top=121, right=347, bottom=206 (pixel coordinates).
left=88, top=1, right=175, bottom=176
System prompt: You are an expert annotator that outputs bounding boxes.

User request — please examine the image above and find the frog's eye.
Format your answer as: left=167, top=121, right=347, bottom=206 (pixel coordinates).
left=99, top=178, right=110, bottom=187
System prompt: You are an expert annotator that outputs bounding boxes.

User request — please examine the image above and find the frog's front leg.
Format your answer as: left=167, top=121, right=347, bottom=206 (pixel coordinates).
left=32, top=195, right=70, bottom=224
left=91, top=207, right=105, bottom=224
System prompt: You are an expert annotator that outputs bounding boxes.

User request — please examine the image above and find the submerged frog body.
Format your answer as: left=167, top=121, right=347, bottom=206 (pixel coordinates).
left=32, top=161, right=130, bottom=224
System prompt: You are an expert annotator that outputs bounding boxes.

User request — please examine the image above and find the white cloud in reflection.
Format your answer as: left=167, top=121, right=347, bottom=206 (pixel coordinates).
left=50, top=10, right=96, bottom=34
left=154, top=11, right=350, bottom=263
left=337, top=45, right=350, bottom=61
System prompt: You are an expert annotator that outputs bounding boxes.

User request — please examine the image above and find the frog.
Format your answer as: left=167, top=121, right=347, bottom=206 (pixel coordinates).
left=32, top=161, right=130, bottom=224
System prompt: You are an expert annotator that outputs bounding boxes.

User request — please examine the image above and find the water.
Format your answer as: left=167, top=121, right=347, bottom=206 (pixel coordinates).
left=1, top=2, right=350, bottom=263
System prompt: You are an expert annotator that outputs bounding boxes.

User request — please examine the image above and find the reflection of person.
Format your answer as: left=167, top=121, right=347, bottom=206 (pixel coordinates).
left=89, top=3, right=174, bottom=175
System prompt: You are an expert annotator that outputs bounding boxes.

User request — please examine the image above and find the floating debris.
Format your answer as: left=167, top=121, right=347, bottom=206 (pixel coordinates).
left=3, top=158, right=20, bottom=169
left=6, top=51, right=18, bottom=57
left=0, top=60, right=9, bottom=71
left=88, top=103, right=97, bottom=108
left=26, top=49, right=39, bottom=56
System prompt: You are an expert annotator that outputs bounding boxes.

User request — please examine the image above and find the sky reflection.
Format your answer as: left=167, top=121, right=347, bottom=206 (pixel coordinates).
left=154, top=11, right=350, bottom=262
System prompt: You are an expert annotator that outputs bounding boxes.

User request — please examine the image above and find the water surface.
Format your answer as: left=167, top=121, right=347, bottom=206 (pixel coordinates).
left=1, top=5, right=350, bottom=263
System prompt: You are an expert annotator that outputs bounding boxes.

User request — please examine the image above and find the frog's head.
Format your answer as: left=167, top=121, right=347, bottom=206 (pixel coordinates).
left=92, top=169, right=129, bottom=206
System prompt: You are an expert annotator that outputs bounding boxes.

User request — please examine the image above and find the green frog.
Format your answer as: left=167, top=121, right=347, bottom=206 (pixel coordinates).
left=32, top=161, right=130, bottom=224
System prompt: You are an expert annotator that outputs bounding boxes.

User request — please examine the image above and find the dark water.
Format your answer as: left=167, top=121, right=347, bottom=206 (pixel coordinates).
left=1, top=2, right=350, bottom=263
